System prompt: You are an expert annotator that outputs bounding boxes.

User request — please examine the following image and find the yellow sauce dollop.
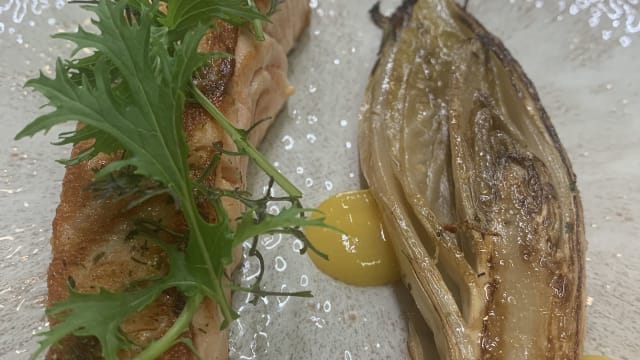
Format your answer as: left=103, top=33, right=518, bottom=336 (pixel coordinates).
left=582, top=356, right=613, bottom=360
left=306, top=190, right=400, bottom=286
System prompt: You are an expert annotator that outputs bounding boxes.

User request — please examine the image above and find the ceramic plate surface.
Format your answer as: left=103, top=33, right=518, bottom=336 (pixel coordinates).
left=1, top=1, right=638, bottom=359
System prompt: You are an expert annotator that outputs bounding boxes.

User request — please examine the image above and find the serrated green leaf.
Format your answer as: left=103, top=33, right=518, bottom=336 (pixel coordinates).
left=54, top=125, right=122, bottom=166
left=32, top=234, right=223, bottom=360
left=17, top=1, right=209, bottom=192
left=33, top=286, right=161, bottom=360
left=233, top=207, right=339, bottom=246
left=161, top=0, right=272, bottom=41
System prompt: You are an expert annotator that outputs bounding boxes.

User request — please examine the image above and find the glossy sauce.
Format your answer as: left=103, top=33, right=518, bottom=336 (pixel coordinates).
left=305, top=190, right=400, bottom=286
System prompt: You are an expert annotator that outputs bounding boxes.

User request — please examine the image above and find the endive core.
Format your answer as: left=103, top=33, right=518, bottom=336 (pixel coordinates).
left=306, top=190, right=400, bottom=286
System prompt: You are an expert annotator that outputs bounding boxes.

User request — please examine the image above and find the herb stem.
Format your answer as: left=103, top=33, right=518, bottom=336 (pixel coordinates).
left=227, top=284, right=313, bottom=298
left=191, top=85, right=302, bottom=198
left=133, top=292, right=203, bottom=360
left=247, top=0, right=265, bottom=41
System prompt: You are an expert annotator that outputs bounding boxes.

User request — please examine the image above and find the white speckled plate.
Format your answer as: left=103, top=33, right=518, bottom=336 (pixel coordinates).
left=1, top=1, right=638, bottom=359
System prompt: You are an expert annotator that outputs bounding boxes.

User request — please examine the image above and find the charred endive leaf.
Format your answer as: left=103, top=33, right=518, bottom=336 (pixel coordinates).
left=359, top=0, right=585, bottom=359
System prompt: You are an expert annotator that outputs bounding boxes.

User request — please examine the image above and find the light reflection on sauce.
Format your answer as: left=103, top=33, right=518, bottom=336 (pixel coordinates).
left=305, top=190, right=400, bottom=286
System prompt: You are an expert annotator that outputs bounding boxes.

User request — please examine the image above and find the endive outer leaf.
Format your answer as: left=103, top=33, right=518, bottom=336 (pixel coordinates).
left=359, top=0, right=585, bottom=359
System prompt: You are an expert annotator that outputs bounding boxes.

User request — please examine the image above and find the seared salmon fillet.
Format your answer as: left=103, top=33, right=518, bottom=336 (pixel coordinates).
left=45, top=1, right=310, bottom=359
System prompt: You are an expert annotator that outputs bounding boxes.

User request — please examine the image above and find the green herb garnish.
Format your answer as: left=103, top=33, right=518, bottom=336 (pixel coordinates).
left=15, top=1, right=326, bottom=359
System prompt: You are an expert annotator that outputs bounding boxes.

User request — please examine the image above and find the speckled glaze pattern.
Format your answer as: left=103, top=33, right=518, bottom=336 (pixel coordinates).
left=1, top=1, right=638, bottom=359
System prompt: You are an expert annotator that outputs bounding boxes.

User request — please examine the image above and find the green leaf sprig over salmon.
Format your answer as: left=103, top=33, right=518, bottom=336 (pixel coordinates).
left=16, top=0, right=321, bottom=358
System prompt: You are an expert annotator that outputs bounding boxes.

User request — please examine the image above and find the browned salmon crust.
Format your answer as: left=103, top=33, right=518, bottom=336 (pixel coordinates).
left=45, top=1, right=309, bottom=359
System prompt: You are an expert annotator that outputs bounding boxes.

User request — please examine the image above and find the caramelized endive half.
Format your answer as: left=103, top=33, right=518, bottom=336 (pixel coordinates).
left=358, top=0, right=585, bottom=359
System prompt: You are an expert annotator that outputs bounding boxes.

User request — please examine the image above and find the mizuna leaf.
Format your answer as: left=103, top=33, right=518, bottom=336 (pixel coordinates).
left=234, top=207, right=334, bottom=247
left=34, top=286, right=161, bottom=360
